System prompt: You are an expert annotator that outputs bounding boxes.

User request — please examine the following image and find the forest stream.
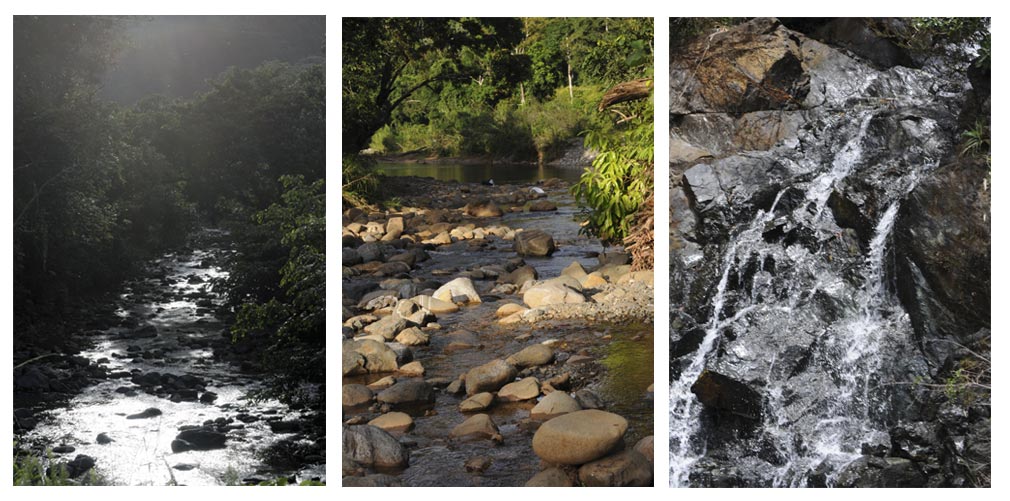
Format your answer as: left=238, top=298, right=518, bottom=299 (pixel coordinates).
left=16, top=230, right=324, bottom=486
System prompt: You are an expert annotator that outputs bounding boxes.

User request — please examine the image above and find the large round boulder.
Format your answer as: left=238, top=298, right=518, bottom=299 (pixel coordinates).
left=531, top=410, right=628, bottom=465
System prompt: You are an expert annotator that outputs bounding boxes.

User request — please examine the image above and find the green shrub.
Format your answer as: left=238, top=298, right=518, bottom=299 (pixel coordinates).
left=572, top=98, right=653, bottom=244
left=13, top=448, right=107, bottom=486
left=961, top=119, right=990, bottom=164
left=342, top=155, right=379, bottom=207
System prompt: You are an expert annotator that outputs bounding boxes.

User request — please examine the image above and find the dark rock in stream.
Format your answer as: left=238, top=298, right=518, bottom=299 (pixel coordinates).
left=172, top=428, right=227, bottom=452
left=268, top=420, right=304, bottom=434
left=513, top=229, right=556, bottom=257
left=64, top=454, right=96, bottom=478
left=342, top=424, right=409, bottom=469
left=126, top=407, right=163, bottom=419
left=96, top=433, right=113, bottom=445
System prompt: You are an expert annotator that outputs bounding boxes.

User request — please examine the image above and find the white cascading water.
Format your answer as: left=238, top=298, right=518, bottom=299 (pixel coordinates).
left=669, top=109, right=933, bottom=487
left=669, top=191, right=784, bottom=487
left=807, top=112, right=875, bottom=219
left=769, top=163, right=934, bottom=487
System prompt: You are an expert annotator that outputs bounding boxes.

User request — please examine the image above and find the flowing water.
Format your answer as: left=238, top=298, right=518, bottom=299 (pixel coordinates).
left=670, top=106, right=941, bottom=486
left=23, top=230, right=321, bottom=485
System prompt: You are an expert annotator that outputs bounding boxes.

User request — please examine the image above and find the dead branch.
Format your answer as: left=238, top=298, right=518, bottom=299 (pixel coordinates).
left=598, top=78, right=653, bottom=112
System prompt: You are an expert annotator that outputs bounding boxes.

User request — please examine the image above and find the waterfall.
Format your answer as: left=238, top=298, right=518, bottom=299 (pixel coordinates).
left=669, top=191, right=784, bottom=487
left=669, top=102, right=937, bottom=486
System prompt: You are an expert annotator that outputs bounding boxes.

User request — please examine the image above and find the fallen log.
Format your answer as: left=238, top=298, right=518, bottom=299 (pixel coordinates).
left=598, top=78, right=654, bottom=112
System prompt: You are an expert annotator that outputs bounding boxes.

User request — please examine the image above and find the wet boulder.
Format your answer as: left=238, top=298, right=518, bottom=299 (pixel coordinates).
left=531, top=410, right=628, bottom=465
left=367, top=412, right=414, bottom=433
left=361, top=314, right=408, bottom=341
left=14, top=366, right=51, bottom=392
left=505, top=344, right=554, bottom=368
left=342, top=384, right=374, bottom=407
left=464, top=359, right=517, bottom=396
left=444, top=330, right=482, bottom=352
left=172, top=428, right=226, bottom=452
left=530, top=391, right=581, bottom=420
left=342, top=339, right=398, bottom=375
left=357, top=242, right=385, bottom=263
left=342, top=424, right=409, bottom=469
left=833, top=456, right=927, bottom=487
left=394, top=326, right=429, bottom=346
left=528, top=200, right=557, bottom=212
left=126, top=407, right=163, bottom=420
left=382, top=216, right=405, bottom=241
left=500, top=264, right=538, bottom=287
left=460, top=392, right=494, bottom=412
left=497, top=377, right=540, bottom=401
left=432, top=277, right=481, bottom=305
left=376, top=379, right=435, bottom=407
left=514, top=230, right=556, bottom=256
left=409, top=294, right=459, bottom=314
left=64, top=454, right=96, bottom=478
left=690, top=370, right=762, bottom=420
left=449, top=413, right=502, bottom=442
left=268, top=420, right=303, bottom=434
left=525, top=467, right=575, bottom=487
left=495, top=303, right=528, bottom=318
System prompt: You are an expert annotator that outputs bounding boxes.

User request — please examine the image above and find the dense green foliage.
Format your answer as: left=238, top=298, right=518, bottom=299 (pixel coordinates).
left=230, top=176, right=325, bottom=406
left=12, top=448, right=106, bottom=486
left=344, top=17, right=654, bottom=213
left=14, top=17, right=189, bottom=321
left=14, top=16, right=325, bottom=406
left=572, top=97, right=654, bottom=244
left=343, top=17, right=655, bottom=259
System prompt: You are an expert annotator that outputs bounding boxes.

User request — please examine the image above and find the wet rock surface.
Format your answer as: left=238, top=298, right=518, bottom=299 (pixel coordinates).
left=669, top=17, right=989, bottom=487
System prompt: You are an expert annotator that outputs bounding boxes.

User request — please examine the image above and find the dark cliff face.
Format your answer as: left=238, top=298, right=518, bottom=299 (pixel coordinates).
left=895, top=158, right=990, bottom=365
left=669, top=17, right=989, bottom=487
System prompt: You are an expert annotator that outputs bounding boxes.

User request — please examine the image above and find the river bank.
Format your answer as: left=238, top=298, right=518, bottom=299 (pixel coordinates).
left=342, top=176, right=655, bottom=486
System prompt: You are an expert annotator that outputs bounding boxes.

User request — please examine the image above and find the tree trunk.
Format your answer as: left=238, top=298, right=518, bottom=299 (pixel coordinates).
left=520, top=82, right=526, bottom=106
left=567, top=60, right=574, bottom=103
left=598, top=78, right=653, bottom=112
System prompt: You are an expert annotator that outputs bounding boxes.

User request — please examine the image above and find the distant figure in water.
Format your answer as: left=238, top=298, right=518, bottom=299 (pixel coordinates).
left=529, top=186, right=545, bottom=194
left=482, top=178, right=495, bottom=186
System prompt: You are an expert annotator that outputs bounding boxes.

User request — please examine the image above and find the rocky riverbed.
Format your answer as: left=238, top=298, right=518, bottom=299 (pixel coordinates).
left=13, top=230, right=325, bottom=485
left=342, top=176, right=655, bottom=486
